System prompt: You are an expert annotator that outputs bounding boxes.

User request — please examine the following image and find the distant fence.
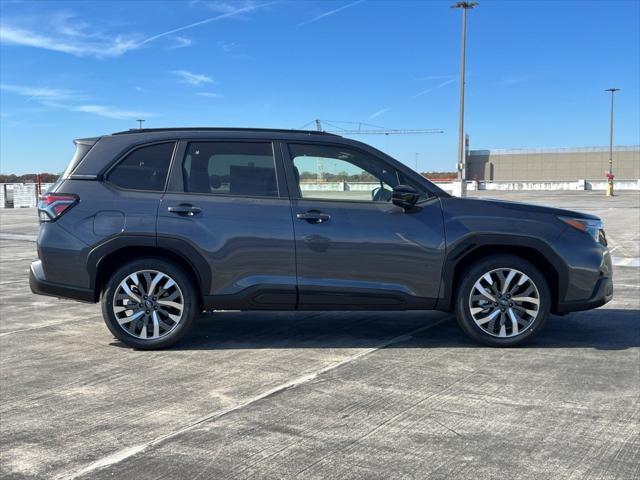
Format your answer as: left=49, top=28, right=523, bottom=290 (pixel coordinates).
left=300, top=179, right=640, bottom=194
left=2, top=179, right=637, bottom=209
left=433, top=179, right=640, bottom=193
left=1, top=183, right=55, bottom=208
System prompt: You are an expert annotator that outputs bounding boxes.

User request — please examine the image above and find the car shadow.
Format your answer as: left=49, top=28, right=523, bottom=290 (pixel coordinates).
left=110, top=308, right=640, bottom=351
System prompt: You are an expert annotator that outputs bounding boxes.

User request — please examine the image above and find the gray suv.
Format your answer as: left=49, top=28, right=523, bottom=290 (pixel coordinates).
left=30, top=128, right=613, bottom=349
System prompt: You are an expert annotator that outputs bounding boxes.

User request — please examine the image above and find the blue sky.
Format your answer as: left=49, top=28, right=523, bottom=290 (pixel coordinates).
left=1, top=0, right=638, bottom=174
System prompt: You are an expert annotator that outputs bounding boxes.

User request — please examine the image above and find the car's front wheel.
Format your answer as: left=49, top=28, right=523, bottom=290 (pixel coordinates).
left=101, top=258, right=198, bottom=349
left=455, top=255, right=550, bottom=347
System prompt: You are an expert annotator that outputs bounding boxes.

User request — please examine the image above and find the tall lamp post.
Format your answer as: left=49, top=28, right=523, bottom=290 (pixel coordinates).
left=451, top=1, right=478, bottom=197
left=605, top=88, right=620, bottom=197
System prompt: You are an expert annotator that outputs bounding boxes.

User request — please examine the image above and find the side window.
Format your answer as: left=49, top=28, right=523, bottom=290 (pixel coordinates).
left=289, top=143, right=405, bottom=202
left=107, top=142, right=174, bottom=191
left=183, top=142, right=278, bottom=197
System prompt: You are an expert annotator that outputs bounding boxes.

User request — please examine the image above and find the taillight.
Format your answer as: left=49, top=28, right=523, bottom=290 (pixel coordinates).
left=37, top=193, right=79, bottom=222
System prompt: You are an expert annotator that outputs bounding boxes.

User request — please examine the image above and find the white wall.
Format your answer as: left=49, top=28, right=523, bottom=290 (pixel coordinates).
left=0, top=183, right=55, bottom=208
left=300, top=179, right=640, bottom=194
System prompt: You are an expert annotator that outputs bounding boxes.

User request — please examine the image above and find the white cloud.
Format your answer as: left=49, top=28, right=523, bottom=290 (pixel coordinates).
left=219, top=41, right=238, bottom=53
left=197, top=1, right=261, bottom=15
left=0, top=24, right=140, bottom=58
left=137, top=1, right=276, bottom=47
left=498, top=75, right=531, bottom=86
left=414, top=75, right=455, bottom=82
left=0, top=2, right=274, bottom=59
left=73, top=104, right=152, bottom=120
left=1, top=83, right=152, bottom=119
left=169, top=36, right=193, bottom=49
left=367, top=108, right=390, bottom=120
left=196, top=92, right=224, bottom=98
left=299, top=0, right=365, bottom=27
left=172, top=70, right=214, bottom=86
left=0, top=83, right=83, bottom=101
left=413, top=78, right=456, bottom=98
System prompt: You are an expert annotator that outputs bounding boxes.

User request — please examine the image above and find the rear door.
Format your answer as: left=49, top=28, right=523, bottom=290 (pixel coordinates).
left=157, top=139, right=296, bottom=309
left=283, top=142, right=446, bottom=309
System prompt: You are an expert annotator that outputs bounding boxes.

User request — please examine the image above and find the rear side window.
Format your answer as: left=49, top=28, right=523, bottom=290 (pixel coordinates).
left=107, top=142, right=175, bottom=191
left=183, top=142, right=278, bottom=197
left=61, top=142, right=94, bottom=180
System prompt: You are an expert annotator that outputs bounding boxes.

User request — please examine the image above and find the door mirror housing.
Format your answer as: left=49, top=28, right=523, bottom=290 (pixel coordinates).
left=392, top=185, right=420, bottom=210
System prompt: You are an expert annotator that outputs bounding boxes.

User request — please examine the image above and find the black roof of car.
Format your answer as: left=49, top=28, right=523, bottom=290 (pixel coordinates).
left=111, top=127, right=340, bottom=137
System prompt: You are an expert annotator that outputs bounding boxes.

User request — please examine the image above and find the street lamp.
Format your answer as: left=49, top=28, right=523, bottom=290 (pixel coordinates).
left=451, top=1, right=478, bottom=197
left=136, top=119, right=145, bottom=129
left=604, top=88, right=620, bottom=197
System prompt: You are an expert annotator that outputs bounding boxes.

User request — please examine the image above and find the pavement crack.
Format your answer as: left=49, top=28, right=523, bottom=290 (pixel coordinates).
left=58, top=315, right=452, bottom=480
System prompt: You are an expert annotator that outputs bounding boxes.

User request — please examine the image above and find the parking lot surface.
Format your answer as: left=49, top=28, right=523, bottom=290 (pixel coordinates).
left=1, top=191, right=638, bottom=480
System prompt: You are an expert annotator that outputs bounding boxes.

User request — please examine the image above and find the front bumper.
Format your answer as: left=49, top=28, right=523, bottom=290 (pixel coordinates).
left=555, top=275, right=613, bottom=313
left=29, top=260, right=95, bottom=303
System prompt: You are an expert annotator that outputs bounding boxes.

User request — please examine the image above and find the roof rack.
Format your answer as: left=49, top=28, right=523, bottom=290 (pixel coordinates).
left=111, top=127, right=339, bottom=136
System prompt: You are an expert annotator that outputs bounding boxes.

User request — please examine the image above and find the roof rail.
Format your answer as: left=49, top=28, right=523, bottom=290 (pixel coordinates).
left=111, top=127, right=339, bottom=136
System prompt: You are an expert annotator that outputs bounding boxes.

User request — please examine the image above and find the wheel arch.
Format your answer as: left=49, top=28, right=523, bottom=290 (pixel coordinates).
left=88, top=236, right=211, bottom=304
left=437, top=235, right=567, bottom=314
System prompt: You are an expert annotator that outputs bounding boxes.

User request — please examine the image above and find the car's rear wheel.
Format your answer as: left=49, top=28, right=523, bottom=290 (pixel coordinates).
left=455, top=255, right=550, bottom=347
left=101, top=258, right=198, bottom=349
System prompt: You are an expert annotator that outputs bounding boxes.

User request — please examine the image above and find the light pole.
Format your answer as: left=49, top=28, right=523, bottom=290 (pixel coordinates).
left=605, top=88, right=620, bottom=197
left=136, top=119, right=145, bottom=129
left=451, top=1, right=478, bottom=197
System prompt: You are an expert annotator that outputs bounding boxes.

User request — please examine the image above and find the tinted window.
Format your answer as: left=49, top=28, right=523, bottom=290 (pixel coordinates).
left=107, top=142, right=174, bottom=191
left=183, top=142, right=277, bottom=197
left=289, top=143, right=410, bottom=202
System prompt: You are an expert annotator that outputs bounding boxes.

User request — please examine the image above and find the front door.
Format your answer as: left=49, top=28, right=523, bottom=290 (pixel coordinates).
left=284, top=142, right=445, bottom=309
left=158, top=140, right=296, bottom=309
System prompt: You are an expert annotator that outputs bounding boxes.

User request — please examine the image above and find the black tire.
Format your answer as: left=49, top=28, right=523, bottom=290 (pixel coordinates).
left=454, top=254, right=551, bottom=347
left=101, top=258, right=198, bottom=350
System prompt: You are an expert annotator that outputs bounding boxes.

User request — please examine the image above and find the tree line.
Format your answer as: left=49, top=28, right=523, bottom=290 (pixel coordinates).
left=0, top=173, right=59, bottom=183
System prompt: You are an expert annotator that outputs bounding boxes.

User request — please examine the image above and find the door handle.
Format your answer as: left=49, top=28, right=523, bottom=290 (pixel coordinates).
left=168, top=204, right=201, bottom=216
left=296, top=210, right=330, bottom=224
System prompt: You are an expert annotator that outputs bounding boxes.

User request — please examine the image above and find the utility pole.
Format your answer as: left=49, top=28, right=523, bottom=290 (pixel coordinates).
left=605, top=88, right=620, bottom=197
left=136, top=119, right=145, bottom=129
left=451, top=1, right=478, bottom=197
left=314, top=119, right=325, bottom=181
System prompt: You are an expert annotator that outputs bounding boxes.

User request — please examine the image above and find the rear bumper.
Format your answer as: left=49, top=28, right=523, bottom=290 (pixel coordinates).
left=556, top=276, right=613, bottom=313
left=30, top=260, right=95, bottom=303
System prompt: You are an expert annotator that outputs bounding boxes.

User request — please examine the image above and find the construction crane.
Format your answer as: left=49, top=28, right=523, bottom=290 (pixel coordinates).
left=303, top=119, right=444, bottom=136
left=298, top=120, right=443, bottom=180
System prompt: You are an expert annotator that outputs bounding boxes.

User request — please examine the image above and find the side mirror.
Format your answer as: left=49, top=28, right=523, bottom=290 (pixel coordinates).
left=392, top=185, right=419, bottom=210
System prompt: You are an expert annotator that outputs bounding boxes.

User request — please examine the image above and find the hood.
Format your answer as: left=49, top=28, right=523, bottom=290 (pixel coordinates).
left=460, top=197, right=600, bottom=220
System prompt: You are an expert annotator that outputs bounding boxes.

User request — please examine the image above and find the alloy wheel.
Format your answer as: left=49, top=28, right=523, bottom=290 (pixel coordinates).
left=112, top=270, right=184, bottom=340
left=468, top=267, right=540, bottom=338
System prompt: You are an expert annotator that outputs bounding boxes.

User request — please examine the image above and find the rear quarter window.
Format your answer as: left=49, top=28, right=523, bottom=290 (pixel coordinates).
left=107, top=142, right=175, bottom=191
left=182, top=142, right=278, bottom=197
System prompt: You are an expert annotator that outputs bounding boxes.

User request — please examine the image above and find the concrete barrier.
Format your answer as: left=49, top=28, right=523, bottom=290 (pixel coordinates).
left=476, top=179, right=639, bottom=191
left=0, top=183, right=55, bottom=208
left=299, top=179, right=640, bottom=194
left=13, top=184, right=37, bottom=208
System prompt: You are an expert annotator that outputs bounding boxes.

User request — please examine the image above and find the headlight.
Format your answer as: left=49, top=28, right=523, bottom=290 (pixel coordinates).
left=558, top=216, right=605, bottom=244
